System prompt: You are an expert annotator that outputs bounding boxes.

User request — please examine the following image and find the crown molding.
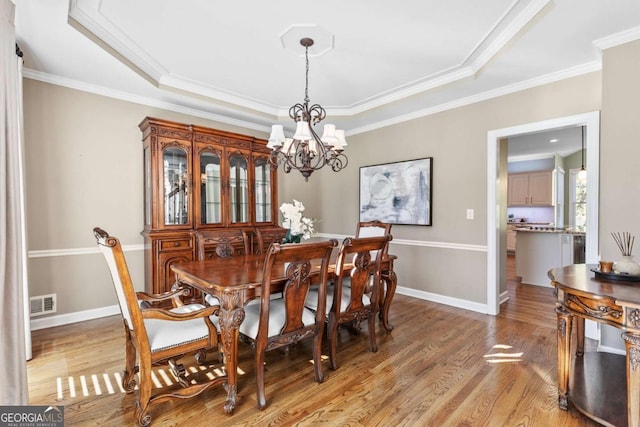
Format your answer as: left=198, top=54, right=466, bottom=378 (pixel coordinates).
left=23, top=55, right=600, bottom=139
left=507, top=153, right=555, bottom=163
left=22, top=69, right=271, bottom=133
left=348, top=60, right=601, bottom=136
left=593, top=25, right=640, bottom=50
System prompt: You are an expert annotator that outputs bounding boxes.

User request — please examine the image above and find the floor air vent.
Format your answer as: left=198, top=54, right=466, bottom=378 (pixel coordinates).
left=30, top=294, right=56, bottom=317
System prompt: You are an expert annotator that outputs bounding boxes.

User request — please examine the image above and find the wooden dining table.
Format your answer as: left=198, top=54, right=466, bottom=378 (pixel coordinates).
left=170, top=246, right=397, bottom=413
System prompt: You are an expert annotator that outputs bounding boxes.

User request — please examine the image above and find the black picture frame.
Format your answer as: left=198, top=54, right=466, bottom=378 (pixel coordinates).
left=359, top=157, right=433, bottom=226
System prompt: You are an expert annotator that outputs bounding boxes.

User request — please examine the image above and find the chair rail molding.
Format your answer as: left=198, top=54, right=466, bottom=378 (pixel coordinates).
left=315, top=233, right=487, bottom=252
left=29, top=244, right=145, bottom=258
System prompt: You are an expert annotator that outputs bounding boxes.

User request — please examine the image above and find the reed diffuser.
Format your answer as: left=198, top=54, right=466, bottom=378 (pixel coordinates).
left=612, top=232, right=640, bottom=275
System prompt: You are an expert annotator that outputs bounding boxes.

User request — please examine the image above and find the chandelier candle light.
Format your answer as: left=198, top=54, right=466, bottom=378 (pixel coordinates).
left=267, top=37, right=348, bottom=181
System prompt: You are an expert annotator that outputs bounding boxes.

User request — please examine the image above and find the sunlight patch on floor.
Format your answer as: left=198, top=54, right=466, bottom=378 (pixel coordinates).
left=484, top=344, right=523, bottom=364
left=55, top=365, right=235, bottom=399
left=309, top=355, right=330, bottom=365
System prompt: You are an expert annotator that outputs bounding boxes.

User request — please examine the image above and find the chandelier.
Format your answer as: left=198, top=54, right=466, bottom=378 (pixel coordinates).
left=267, top=37, right=348, bottom=181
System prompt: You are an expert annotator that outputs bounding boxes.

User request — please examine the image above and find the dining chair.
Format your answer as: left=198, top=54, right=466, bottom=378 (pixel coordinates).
left=255, top=226, right=288, bottom=254
left=355, top=220, right=393, bottom=306
left=305, top=235, right=391, bottom=370
left=195, top=228, right=252, bottom=308
left=195, top=228, right=251, bottom=260
left=355, top=220, right=392, bottom=257
left=238, top=239, right=338, bottom=409
left=93, top=227, right=223, bottom=427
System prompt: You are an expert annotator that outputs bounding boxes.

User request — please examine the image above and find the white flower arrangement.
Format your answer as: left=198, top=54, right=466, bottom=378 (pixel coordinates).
left=280, top=199, right=316, bottom=241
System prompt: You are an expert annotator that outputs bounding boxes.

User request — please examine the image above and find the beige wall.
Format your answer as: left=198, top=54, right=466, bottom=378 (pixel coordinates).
left=600, top=40, right=640, bottom=261
left=24, top=65, right=603, bottom=320
left=23, top=80, right=268, bottom=316
left=599, top=40, right=640, bottom=350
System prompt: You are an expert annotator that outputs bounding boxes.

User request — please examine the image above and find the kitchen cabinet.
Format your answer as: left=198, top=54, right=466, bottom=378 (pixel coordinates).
left=508, top=171, right=553, bottom=206
left=139, top=117, right=278, bottom=295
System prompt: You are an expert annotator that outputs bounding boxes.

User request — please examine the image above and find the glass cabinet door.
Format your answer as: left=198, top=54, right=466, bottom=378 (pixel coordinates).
left=229, top=153, right=249, bottom=224
left=144, top=146, right=151, bottom=226
left=199, top=151, right=222, bottom=225
left=163, top=147, right=189, bottom=225
left=254, top=157, right=272, bottom=223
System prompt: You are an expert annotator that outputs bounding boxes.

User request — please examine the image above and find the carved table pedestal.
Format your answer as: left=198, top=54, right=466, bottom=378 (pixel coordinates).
left=549, top=263, right=640, bottom=427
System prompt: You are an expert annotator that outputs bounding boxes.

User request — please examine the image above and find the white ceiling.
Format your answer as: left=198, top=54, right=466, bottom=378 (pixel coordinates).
left=507, top=126, right=584, bottom=161
left=13, top=0, right=640, bottom=157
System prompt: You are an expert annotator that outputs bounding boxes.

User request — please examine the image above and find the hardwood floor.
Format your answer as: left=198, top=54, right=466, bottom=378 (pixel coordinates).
left=27, top=255, right=597, bottom=426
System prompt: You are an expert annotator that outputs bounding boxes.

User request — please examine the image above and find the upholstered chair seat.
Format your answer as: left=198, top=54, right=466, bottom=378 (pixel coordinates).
left=143, top=304, right=221, bottom=353
left=239, top=299, right=316, bottom=339
left=305, top=279, right=371, bottom=314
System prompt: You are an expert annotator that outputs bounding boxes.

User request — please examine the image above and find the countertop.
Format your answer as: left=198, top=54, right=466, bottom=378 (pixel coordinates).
left=515, top=227, right=585, bottom=234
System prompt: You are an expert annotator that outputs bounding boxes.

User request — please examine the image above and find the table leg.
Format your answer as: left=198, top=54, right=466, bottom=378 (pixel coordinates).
left=380, top=269, right=397, bottom=333
left=218, top=291, right=245, bottom=414
left=575, top=317, right=585, bottom=357
left=555, top=306, right=572, bottom=410
left=623, top=332, right=640, bottom=427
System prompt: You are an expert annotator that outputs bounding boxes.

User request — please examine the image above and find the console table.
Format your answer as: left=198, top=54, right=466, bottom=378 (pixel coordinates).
left=549, top=263, right=640, bottom=427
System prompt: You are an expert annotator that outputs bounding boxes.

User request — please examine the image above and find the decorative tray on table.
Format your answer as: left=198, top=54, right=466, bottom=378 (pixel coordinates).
left=590, top=268, right=640, bottom=282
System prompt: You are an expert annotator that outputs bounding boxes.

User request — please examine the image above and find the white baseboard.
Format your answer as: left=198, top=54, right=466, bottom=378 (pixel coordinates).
left=30, top=288, right=570, bottom=333
left=30, top=305, right=120, bottom=331
left=396, top=286, right=489, bottom=314
left=597, top=344, right=626, bottom=356
left=31, top=289, right=490, bottom=332
left=499, top=290, right=509, bottom=305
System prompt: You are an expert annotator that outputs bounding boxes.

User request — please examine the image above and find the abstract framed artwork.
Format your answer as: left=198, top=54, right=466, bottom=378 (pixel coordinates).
left=359, top=157, right=432, bottom=226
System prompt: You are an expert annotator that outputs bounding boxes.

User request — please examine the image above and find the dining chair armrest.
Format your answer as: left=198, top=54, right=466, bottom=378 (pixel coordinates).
left=141, top=304, right=220, bottom=321
left=136, top=288, right=189, bottom=304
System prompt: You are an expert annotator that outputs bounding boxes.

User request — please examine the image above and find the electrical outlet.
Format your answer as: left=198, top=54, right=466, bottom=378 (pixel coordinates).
left=466, top=209, right=474, bottom=220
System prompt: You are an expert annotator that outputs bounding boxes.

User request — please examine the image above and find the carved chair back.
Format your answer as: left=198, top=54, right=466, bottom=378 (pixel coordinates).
left=255, top=226, right=288, bottom=254
left=195, top=229, right=251, bottom=260
left=355, top=220, right=392, bottom=257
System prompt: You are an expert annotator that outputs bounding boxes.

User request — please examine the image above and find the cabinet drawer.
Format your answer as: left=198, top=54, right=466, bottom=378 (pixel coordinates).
left=160, top=239, right=192, bottom=251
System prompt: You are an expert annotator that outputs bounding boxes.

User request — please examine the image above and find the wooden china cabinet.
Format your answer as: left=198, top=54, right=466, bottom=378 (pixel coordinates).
left=139, top=117, right=277, bottom=295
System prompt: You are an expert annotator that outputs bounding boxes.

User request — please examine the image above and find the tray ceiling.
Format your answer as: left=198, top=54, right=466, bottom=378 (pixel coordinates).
left=14, top=0, right=640, bottom=139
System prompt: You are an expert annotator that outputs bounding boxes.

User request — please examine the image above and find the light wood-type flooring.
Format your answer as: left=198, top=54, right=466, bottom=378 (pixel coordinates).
left=27, top=255, right=598, bottom=426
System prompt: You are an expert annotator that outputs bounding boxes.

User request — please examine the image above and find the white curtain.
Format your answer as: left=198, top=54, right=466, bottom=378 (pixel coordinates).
left=0, top=0, right=29, bottom=405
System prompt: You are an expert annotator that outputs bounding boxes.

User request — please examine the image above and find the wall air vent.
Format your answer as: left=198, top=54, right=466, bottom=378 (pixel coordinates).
left=30, top=294, right=56, bottom=317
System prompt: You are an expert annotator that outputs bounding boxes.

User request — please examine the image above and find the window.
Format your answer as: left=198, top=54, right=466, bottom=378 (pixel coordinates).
left=569, top=168, right=587, bottom=231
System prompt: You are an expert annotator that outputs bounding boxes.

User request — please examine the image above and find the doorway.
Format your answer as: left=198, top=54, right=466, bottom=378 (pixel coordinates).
left=486, top=111, right=600, bottom=315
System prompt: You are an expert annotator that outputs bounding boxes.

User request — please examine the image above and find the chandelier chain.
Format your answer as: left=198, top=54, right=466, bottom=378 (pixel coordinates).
left=304, top=44, right=310, bottom=104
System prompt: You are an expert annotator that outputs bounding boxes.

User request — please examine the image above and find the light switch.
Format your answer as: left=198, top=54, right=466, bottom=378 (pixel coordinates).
left=466, top=209, right=474, bottom=220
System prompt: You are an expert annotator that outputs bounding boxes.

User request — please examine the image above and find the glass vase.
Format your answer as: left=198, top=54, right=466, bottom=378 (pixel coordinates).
left=283, top=229, right=302, bottom=244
